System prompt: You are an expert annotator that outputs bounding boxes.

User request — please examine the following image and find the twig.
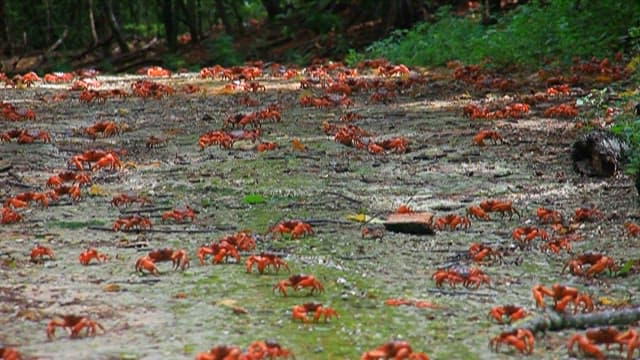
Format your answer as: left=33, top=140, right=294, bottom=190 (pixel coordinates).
left=325, top=190, right=362, bottom=204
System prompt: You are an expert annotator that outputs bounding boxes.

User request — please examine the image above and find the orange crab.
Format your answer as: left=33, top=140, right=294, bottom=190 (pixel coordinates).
left=562, top=253, right=617, bottom=278
left=79, top=248, right=109, bottom=265
left=624, top=222, right=640, bottom=237
left=533, top=284, right=594, bottom=313
left=435, top=214, right=471, bottom=231
left=111, top=192, right=152, bottom=207
left=431, top=266, right=490, bottom=289
left=512, top=226, right=550, bottom=243
left=161, top=206, right=198, bottom=223
left=479, top=200, right=521, bottom=220
left=573, top=207, right=604, bottom=222
left=490, top=328, right=535, bottom=355
left=47, top=315, right=105, bottom=340
left=269, top=220, right=314, bottom=239
left=292, top=303, right=339, bottom=323
left=537, top=207, right=563, bottom=224
left=135, top=256, right=160, bottom=276
left=567, top=327, right=630, bottom=360
left=489, top=305, right=527, bottom=324
left=113, top=215, right=153, bottom=232
left=1, top=207, right=22, bottom=224
left=30, top=244, right=54, bottom=262
left=469, top=243, right=502, bottom=263
left=246, top=253, right=290, bottom=274
left=361, top=226, right=385, bottom=240
left=46, top=171, right=91, bottom=187
left=198, top=241, right=240, bottom=265
left=0, top=346, right=22, bottom=360
left=148, top=248, right=190, bottom=270
left=361, top=340, right=430, bottom=360
left=467, top=205, right=491, bottom=220
left=473, top=130, right=505, bottom=146
left=257, top=142, right=278, bottom=152
left=85, top=120, right=120, bottom=139
left=273, top=274, right=324, bottom=297
left=539, top=237, right=571, bottom=254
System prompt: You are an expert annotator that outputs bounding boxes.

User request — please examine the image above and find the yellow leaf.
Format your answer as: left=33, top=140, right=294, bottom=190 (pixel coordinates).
left=103, top=284, right=121, bottom=292
left=599, top=296, right=630, bottom=306
left=346, top=213, right=371, bottom=223
left=89, top=184, right=108, bottom=197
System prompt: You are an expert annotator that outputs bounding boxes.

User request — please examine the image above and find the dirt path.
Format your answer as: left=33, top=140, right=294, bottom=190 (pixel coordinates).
left=1, top=71, right=639, bottom=360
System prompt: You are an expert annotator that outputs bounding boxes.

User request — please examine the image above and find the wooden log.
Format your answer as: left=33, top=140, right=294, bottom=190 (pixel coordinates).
left=383, top=212, right=435, bottom=235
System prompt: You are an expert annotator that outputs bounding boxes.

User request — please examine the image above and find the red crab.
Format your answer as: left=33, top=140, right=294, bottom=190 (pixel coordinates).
left=79, top=248, right=109, bottom=265
left=47, top=315, right=105, bottom=340
left=273, top=274, right=324, bottom=297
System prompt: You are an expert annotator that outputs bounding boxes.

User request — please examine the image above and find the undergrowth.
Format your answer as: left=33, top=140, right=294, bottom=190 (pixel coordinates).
left=351, top=0, right=639, bottom=69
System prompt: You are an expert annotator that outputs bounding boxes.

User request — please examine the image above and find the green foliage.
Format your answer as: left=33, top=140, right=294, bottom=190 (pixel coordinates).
left=361, top=0, right=640, bottom=68
left=243, top=193, right=266, bottom=205
left=203, top=34, right=245, bottom=66
left=612, top=110, right=640, bottom=176
left=162, top=53, right=186, bottom=70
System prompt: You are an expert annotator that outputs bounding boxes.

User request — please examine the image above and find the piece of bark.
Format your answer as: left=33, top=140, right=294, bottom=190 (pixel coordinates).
left=384, top=212, right=435, bottom=235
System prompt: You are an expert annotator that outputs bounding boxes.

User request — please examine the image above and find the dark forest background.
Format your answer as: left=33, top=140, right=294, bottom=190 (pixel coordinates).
left=0, top=0, right=638, bottom=73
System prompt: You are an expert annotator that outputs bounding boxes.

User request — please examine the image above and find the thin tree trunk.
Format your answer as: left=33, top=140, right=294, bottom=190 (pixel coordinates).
left=103, top=0, right=130, bottom=54
left=162, top=0, right=177, bottom=51
left=260, top=0, right=282, bottom=20
left=214, top=0, right=233, bottom=34
left=0, top=0, right=10, bottom=56
left=178, top=0, right=200, bottom=42
left=88, top=0, right=98, bottom=45
left=229, top=0, right=244, bottom=35
left=44, top=0, right=52, bottom=44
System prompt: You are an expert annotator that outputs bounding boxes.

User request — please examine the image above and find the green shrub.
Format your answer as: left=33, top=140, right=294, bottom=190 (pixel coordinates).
left=359, top=1, right=640, bottom=69
left=204, top=34, right=245, bottom=67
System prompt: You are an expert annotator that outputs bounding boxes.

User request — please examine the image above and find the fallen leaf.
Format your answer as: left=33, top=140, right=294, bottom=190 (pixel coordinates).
left=103, top=284, right=121, bottom=292
left=174, top=292, right=188, bottom=299
left=292, top=138, right=307, bottom=151
left=599, top=296, right=630, bottom=306
left=89, top=184, right=108, bottom=197
left=346, top=213, right=371, bottom=223
left=17, top=308, right=42, bottom=320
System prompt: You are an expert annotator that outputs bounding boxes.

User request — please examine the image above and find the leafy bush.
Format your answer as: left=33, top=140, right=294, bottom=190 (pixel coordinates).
left=611, top=101, right=640, bottom=176
left=203, top=34, right=245, bottom=67
left=361, top=1, right=640, bottom=68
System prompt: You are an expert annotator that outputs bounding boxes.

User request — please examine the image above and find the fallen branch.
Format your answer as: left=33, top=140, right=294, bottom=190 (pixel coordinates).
left=118, top=206, right=174, bottom=214
left=87, top=226, right=234, bottom=234
left=510, top=306, right=640, bottom=334
left=426, top=288, right=495, bottom=297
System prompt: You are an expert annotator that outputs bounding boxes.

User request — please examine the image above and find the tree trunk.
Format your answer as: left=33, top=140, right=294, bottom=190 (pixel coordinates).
left=44, top=0, right=52, bottom=44
left=103, top=0, right=130, bottom=53
left=178, top=0, right=200, bottom=42
left=229, top=0, right=244, bottom=35
left=88, top=0, right=98, bottom=45
left=162, top=0, right=178, bottom=51
left=214, top=0, right=233, bottom=34
left=0, top=0, right=10, bottom=56
left=261, top=0, right=283, bottom=20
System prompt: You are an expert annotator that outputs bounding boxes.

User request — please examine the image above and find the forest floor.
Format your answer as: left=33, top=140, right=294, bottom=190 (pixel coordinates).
left=1, top=67, right=639, bottom=360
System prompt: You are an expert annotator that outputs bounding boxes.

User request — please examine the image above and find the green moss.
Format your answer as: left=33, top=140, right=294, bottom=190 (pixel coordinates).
left=47, top=220, right=105, bottom=229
